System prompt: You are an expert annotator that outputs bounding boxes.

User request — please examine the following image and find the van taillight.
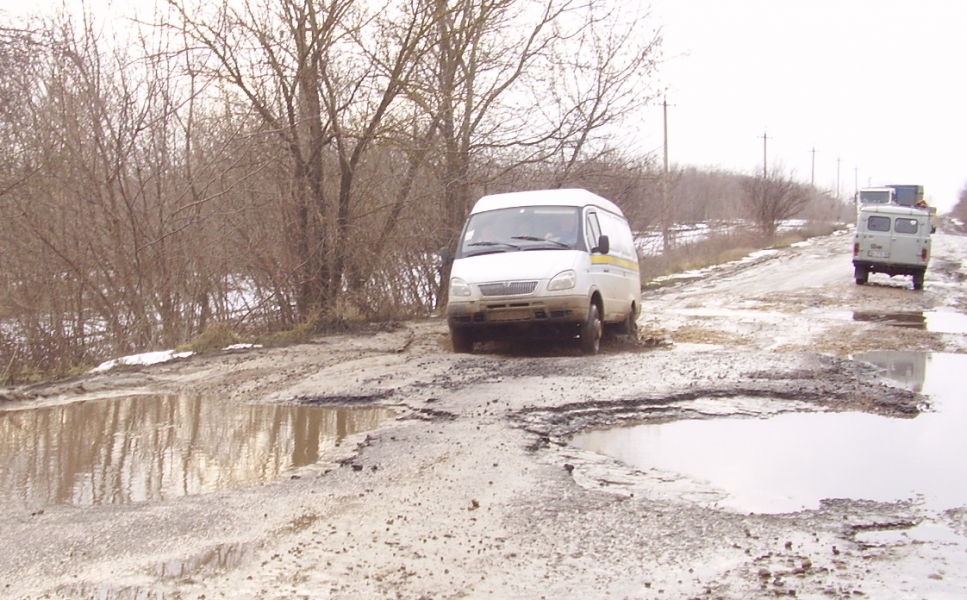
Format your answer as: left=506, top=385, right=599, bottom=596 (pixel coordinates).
left=922, top=248, right=928, bottom=262
left=853, top=243, right=859, bottom=256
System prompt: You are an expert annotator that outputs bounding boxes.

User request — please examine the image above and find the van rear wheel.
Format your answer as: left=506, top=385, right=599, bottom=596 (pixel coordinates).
left=617, top=307, right=638, bottom=339
left=913, top=272, right=924, bottom=290
left=580, top=303, right=602, bottom=354
left=854, top=266, right=869, bottom=285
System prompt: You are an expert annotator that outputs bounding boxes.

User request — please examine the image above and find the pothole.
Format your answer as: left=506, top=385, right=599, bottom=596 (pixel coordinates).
left=570, top=353, right=967, bottom=514
left=0, top=395, right=393, bottom=510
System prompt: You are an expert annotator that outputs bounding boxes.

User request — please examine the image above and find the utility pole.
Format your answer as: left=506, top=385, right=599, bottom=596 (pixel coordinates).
left=836, top=157, right=841, bottom=201
left=663, top=98, right=669, bottom=180
left=810, top=147, right=816, bottom=187
left=662, top=97, right=671, bottom=253
left=761, top=131, right=768, bottom=178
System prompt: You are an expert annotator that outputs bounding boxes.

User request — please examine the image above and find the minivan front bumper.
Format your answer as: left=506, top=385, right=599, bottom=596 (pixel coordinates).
left=446, top=294, right=589, bottom=329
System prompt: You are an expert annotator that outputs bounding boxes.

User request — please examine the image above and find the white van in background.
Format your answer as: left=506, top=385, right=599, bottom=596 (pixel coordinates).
left=853, top=203, right=933, bottom=290
left=443, top=188, right=640, bottom=354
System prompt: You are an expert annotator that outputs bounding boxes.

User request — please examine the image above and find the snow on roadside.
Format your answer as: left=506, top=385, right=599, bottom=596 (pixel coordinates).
left=90, top=343, right=262, bottom=373
left=92, top=350, right=194, bottom=373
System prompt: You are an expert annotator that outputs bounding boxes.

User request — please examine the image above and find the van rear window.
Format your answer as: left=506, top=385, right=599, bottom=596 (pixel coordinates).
left=867, top=216, right=891, bottom=232
left=894, top=218, right=919, bottom=234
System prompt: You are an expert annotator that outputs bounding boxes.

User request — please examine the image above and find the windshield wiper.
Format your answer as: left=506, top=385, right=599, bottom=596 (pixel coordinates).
left=464, top=241, right=520, bottom=255
left=511, top=236, right=570, bottom=249
left=467, top=240, right=519, bottom=249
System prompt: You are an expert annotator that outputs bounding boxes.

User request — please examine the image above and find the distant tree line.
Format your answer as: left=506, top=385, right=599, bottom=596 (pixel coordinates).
left=0, top=1, right=850, bottom=382
left=949, top=184, right=967, bottom=225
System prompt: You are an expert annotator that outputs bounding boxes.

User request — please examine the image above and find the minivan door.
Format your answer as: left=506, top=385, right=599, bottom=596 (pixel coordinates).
left=585, top=210, right=622, bottom=319
left=890, top=216, right=927, bottom=267
left=859, top=214, right=892, bottom=261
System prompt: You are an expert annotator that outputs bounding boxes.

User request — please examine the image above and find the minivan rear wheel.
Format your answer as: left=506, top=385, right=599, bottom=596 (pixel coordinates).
left=619, top=307, right=638, bottom=339
left=580, top=303, right=602, bottom=354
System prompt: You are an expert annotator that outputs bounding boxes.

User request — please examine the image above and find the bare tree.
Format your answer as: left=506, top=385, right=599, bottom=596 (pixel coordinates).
left=742, top=165, right=811, bottom=238
left=165, top=0, right=437, bottom=322
left=403, top=0, right=662, bottom=306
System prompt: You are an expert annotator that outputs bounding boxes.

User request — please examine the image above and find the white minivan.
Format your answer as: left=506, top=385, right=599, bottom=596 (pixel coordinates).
left=852, top=203, right=933, bottom=290
left=444, top=188, right=641, bottom=354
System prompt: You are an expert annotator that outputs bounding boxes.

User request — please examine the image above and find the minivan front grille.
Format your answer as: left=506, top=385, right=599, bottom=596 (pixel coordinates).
left=478, top=281, right=538, bottom=297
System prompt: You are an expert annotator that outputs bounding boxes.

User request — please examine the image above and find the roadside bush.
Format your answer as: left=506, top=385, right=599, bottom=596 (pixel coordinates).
left=180, top=323, right=241, bottom=354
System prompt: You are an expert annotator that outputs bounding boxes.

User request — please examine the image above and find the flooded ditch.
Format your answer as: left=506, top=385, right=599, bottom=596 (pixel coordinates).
left=572, top=352, right=967, bottom=515
left=0, top=395, right=393, bottom=511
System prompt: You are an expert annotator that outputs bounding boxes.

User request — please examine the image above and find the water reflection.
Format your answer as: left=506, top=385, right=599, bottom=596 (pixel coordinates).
left=571, top=353, right=967, bottom=514
left=849, top=310, right=967, bottom=334
left=852, top=350, right=927, bottom=392
left=852, top=311, right=926, bottom=329
left=0, top=395, right=392, bottom=510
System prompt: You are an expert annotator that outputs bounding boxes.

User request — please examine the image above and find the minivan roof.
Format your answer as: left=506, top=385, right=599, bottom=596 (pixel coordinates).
left=859, top=204, right=929, bottom=217
left=471, top=188, right=624, bottom=217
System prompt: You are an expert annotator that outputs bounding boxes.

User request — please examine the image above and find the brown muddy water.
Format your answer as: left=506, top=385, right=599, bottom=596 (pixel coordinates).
left=572, top=352, right=967, bottom=515
left=0, top=395, right=393, bottom=511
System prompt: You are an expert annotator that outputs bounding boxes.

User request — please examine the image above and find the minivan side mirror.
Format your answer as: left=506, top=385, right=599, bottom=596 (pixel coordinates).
left=595, top=234, right=610, bottom=255
left=440, top=247, right=454, bottom=267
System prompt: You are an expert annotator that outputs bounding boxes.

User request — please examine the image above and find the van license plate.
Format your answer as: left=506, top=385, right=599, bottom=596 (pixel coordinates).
left=488, top=309, right=531, bottom=322
left=868, top=251, right=888, bottom=258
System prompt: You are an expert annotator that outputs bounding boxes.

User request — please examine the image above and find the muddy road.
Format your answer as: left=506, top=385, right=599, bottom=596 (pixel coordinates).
left=3, top=226, right=967, bottom=599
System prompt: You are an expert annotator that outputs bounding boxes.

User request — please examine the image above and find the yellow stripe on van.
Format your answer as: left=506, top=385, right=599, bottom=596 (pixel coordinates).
left=590, top=255, right=639, bottom=271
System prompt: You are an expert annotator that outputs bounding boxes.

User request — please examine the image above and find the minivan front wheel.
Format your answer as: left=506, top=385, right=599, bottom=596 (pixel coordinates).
left=580, top=303, right=602, bottom=354
left=450, top=326, right=474, bottom=353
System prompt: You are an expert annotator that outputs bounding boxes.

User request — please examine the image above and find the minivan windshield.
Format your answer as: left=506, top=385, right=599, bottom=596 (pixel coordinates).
left=458, top=206, right=582, bottom=257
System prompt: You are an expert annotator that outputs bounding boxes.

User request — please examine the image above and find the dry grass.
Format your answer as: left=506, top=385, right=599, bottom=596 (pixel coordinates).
left=639, top=221, right=847, bottom=286
left=639, top=229, right=762, bottom=282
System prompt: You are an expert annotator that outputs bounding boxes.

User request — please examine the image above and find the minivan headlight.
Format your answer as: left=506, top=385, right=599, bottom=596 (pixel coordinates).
left=449, top=277, right=472, bottom=297
left=547, top=269, right=576, bottom=291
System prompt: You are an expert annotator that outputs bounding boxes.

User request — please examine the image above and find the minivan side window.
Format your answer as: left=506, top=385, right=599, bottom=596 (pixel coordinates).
left=586, top=211, right=603, bottom=249
left=867, top=215, right=891, bottom=232
left=600, top=211, right=632, bottom=257
left=894, top=218, right=919, bottom=234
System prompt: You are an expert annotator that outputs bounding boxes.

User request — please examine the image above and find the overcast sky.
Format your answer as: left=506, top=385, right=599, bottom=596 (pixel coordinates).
left=4, top=0, right=965, bottom=212
left=645, top=0, right=967, bottom=211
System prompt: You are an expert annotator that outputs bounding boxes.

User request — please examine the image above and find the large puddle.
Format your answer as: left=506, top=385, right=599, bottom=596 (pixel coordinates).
left=0, top=395, right=392, bottom=510
left=571, top=352, right=967, bottom=514
left=840, top=309, right=967, bottom=334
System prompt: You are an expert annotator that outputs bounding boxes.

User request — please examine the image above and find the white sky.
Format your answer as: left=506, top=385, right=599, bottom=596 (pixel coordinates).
left=645, top=0, right=967, bottom=211
left=3, top=0, right=966, bottom=211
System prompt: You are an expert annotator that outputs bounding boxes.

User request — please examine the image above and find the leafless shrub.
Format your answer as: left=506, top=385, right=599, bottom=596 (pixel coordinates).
left=742, top=166, right=812, bottom=238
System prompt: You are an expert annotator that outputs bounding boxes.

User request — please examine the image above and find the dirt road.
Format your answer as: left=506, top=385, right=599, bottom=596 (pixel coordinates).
left=3, top=226, right=967, bottom=599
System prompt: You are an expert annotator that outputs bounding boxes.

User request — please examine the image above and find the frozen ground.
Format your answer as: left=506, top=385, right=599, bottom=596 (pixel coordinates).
left=2, top=224, right=967, bottom=599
